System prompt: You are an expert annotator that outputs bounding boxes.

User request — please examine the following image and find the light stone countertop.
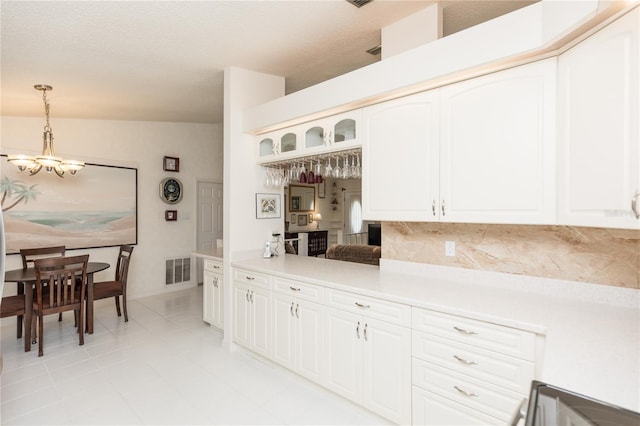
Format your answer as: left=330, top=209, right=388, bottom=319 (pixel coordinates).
left=191, top=247, right=223, bottom=261
left=232, top=254, right=640, bottom=413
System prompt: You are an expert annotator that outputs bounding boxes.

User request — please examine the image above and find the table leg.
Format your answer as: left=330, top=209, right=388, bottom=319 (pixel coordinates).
left=24, top=282, right=32, bottom=352
left=17, top=282, right=24, bottom=339
left=87, top=273, right=94, bottom=334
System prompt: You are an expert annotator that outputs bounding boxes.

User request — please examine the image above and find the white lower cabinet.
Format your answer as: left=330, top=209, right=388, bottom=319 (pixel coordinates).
left=232, top=269, right=271, bottom=358
left=203, top=259, right=223, bottom=328
left=411, top=307, right=537, bottom=424
left=324, top=297, right=412, bottom=425
left=412, top=386, right=502, bottom=425
left=271, top=281, right=325, bottom=383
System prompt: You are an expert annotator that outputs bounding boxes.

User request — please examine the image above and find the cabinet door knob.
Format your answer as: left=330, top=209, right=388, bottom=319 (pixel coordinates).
left=454, top=385, right=479, bottom=398
left=632, top=190, right=640, bottom=219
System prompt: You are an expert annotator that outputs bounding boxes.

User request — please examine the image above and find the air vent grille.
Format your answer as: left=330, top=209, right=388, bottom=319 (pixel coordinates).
left=346, top=0, right=374, bottom=8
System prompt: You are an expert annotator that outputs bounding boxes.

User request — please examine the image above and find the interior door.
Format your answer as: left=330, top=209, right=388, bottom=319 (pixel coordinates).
left=343, top=190, right=364, bottom=244
left=196, top=181, right=223, bottom=283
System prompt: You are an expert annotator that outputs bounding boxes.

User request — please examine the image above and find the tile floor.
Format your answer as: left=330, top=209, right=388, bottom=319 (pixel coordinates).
left=0, top=286, right=391, bottom=425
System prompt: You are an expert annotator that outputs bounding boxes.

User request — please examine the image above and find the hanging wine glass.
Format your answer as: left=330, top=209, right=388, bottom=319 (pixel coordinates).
left=324, top=157, right=333, bottom=177
left=299, top=161, right=307, bottom=183
left=308, top=159, right=316, bottom=184
left=342, top=154, right=350, bottom=179
left=332, top=156, right=341, bottom=179
left=314, top=159, right=323, bottom=182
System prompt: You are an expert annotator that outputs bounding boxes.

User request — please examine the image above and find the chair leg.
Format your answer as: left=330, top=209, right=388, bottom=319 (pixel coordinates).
left=58, top=313, right=63, bottom=322
left=31, top=312, right=37, bottom=345
left=114, top=296, right=122, bottom=317
left=123, top=295, right=128, bottom=322
left=78, top=307, right=84, bottom=346
left=38, top=313, right=44, bottom=357
left=17, top=314, right=23, bottom=339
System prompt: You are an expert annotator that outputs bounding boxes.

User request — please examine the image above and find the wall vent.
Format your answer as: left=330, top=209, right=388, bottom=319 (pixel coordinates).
left=345, top=0, right=374, bottom=8
left=165, top=257, right=191, bottom=285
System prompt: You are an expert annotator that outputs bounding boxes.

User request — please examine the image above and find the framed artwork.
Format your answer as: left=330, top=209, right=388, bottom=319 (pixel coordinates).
left=318, top=180, right=326, bottom=198
left=291, top=214, right=297, bottom=224
left=165, top=210, right=177, bottom=221
left=1, top=156, right=138, bottom=254
left=256, top=193, right=281, bottom=219
left=298, top=214, right=308, bottom=226
left=291, top=196, right=300, bottom=210
left=163, top=156, right=180, bottom=172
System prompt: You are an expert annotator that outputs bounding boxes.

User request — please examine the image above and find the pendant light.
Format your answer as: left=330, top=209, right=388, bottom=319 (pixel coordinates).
left=7, top=84, right=85, bottom=178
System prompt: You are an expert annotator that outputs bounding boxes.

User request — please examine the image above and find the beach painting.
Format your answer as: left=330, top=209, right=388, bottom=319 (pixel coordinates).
left=1, top=158, right=137, bottom=254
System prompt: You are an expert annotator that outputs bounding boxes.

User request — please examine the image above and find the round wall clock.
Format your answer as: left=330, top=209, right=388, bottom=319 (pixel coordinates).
left=160, top=177, right=183, bottom=204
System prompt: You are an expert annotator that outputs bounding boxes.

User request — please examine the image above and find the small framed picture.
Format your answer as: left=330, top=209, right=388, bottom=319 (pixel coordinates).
left=318, top=181, right=326, bottom=199
left=163, top=156, right=180, bottom=172
left=291, top=214, right=297, bottom=225
left=256, top=193, right=281, bottom=219
left=165, top=210, right=177, bottom=221
left=298, top=214, right=307, bottom=226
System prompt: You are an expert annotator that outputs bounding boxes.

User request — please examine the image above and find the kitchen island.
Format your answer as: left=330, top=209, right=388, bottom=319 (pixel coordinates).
left=231, top=253, right=639, bottom=421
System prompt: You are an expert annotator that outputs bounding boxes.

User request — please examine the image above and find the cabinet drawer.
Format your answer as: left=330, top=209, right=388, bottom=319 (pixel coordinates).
left=413, top=386, right=502, bottom=426
left=204, top=259, right=223, bottom=272
left=273, top=277, right=323, bottom=303
left=326, top=289, right=410, bottom=327
left=233, top=268, right=270, bottom=289
left=413, top=331, right=535, bottom=393
left=412, top=307, right=536, bottom=361
left=413, top=359, right=524, bottom=422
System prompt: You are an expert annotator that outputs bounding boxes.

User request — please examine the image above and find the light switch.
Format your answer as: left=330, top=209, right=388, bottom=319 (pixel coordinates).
left=445, top=241, right=455, bottom=257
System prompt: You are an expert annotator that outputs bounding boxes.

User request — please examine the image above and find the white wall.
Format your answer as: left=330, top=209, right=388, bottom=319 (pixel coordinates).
left=1, top=116, right=222, bottom=298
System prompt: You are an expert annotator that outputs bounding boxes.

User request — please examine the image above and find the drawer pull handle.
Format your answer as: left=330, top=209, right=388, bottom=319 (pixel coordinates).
left=249, top=291, right=254, bottom=303
left=355, top=302, right=370, bottom=309
left=213, top=265, right=220, bottom=269
left=289, top=286, right=301, bottom=292
left=454, top=385, right=479, bottom=398
left=454, top=355, right=478, bottom=366
left=245, top=291, right=250, bottom=302
left=364, top=323, right=368, bottom=341
left=356, top=321, right=360, bottom=339
left=290, top=302, right=295, bottom=317
left=295, top=304, right=299, bottom=318
left=453, top=326, right=478, bottom=335
left=246, top=276, right=255, bottom=281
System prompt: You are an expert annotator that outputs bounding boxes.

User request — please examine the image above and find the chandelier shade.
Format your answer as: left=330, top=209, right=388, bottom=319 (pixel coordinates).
left=7, top=84, right=84, bottom=178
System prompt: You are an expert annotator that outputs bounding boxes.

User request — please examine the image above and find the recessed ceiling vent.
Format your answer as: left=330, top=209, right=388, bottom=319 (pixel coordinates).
left=346, top=0, right=374, bottom=8
left=366, top=45, right=382, bottom=55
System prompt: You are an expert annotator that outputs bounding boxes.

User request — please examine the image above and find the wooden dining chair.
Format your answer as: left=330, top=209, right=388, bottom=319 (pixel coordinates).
left=31, top=254, right=89, bottom=357
left=4, top=246, right=67, bottom=339
left=92, top=245, right=134, bottom=323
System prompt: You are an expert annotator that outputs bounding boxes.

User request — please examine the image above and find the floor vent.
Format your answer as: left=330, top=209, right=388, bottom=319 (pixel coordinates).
left=166, top=257, right=191, bottom=285
left=345, top=0, right=373, bottom=8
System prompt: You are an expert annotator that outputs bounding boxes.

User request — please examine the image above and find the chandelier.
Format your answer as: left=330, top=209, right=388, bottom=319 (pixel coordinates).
left=7, top=84, right=85, bottom=177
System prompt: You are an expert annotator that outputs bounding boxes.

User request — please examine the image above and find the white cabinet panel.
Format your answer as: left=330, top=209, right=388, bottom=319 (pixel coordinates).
left=413, top=386, right=503, bottom=426
left=232, top=270, right=271, bottom=358
left=203, top=271, right=223, bottom=329
left=557, top=8, right=640, bottom=228
left=439, top=59, right=557, bottom=224
left=325, top=307, right=363, bottom=404
left=362, top=90, right=440, bottom=221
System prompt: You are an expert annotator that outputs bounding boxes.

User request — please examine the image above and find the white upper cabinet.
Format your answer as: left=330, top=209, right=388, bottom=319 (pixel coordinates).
left=257, top=110, right=361, bottom=162
left=439, top=58, right=557, bottom=224
left=362, top=90, right=441, bottom=221
left=557, top=8, right=640, bottom=229
left=363, top=59, right=556, bottom=224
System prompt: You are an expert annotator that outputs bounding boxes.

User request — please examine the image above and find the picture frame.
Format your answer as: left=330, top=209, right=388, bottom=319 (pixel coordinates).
left=298, top=214, right=308, bottom=226
left=317, top=180, right=326, bottom=198
left=256, top=193, right=281, bottom=219
left=165, top=210, right=177, bottom=221
left=1, top=156, right=138, bottom=253
left=163, top=156, right=180, bottom=172
left=291, top=214, right=297, bottom=225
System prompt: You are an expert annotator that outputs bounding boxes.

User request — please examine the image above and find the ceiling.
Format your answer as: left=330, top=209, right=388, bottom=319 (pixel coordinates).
left=0, top=0, right=535, bottom=125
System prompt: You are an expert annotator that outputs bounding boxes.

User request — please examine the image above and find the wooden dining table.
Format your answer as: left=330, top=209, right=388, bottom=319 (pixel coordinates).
left=4, top=261, right=110, bottom=352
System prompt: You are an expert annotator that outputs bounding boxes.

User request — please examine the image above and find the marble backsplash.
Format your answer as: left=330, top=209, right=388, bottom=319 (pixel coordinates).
left=382, top=222, right=639, bottom=289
